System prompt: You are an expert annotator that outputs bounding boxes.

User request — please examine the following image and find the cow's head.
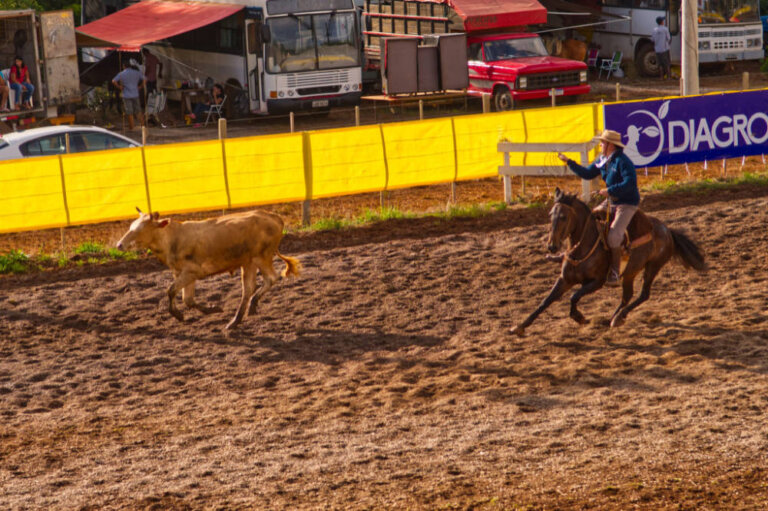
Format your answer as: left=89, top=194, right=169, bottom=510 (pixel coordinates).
left=116, top=207, right=169, bottom=250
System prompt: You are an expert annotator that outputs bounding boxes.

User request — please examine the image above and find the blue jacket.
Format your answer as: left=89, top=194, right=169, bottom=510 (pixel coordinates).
left=566, top=149, right=640, bottom=206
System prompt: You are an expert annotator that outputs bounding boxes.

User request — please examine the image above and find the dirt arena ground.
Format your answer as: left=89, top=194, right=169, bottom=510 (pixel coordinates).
left=1, top=179, right=767, bottom=509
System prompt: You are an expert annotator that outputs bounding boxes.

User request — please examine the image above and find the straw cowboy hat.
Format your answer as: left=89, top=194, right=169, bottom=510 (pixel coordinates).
left=595, top=129, right=625, bottom=148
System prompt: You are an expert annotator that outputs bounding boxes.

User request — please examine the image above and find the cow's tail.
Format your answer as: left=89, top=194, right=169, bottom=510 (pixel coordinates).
left=277, top=251, right=301, bottom=278
left=671, top=229, right=707, bottom=272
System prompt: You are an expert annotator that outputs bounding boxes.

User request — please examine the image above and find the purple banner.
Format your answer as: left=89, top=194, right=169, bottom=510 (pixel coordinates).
left=604, top=90, right=768, bottom=167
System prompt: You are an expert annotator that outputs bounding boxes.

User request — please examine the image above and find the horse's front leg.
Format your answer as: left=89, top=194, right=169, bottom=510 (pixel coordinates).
left=510, top=277, right=573, bottom=336
left=569, top=279, right=604, bottom=324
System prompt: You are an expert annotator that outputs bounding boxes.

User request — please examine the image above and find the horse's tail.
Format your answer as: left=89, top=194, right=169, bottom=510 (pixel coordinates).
left=277, top=250, right=301, bottom=278
left=671, top=229, right=706, bottom=272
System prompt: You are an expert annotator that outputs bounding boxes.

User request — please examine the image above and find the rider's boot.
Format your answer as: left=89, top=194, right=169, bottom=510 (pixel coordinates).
left=605, top=247, right=622, bottom=287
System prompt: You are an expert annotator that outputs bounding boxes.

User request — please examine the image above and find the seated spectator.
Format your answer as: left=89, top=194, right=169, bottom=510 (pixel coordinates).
left=9, top=56, right=34, bottom=110
left=189, top=83, right=224, bottom=122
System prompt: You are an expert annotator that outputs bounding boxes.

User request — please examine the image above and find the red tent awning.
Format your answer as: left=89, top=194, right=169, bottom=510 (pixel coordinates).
left=448, top=0, right=547, bottom=31
left=76, top=0, right=244, bottom=51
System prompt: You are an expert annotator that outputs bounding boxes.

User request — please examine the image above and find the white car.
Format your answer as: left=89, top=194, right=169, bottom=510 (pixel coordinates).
left=0, top=125, right=140, bottom=160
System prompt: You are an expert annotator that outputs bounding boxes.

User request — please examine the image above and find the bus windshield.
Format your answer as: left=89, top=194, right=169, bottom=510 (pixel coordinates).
left=482, top=36, right=548, bottom=62
left=266, top=12, right=360, bottom=73
left=700, top=0, right=760, bottom=23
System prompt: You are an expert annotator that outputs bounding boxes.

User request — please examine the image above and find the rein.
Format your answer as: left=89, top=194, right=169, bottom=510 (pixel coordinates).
left=557, top=203, right=604, bottom=267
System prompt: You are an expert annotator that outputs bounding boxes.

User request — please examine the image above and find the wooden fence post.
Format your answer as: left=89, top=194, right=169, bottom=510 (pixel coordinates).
left=379, top=124, right=389, bottom=208
left=615, top=83, right=620, bottom=102
left=742, top=72, right=749, bottom=90
left=302, top=131, right=312, bottom=227
left=482, top=93, right=491, bottom=113
left=219, top=118, right=231, bottom=210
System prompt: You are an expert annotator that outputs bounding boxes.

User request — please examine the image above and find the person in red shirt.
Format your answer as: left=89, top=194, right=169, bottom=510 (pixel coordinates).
left=9, top=56, right=34, bottom=110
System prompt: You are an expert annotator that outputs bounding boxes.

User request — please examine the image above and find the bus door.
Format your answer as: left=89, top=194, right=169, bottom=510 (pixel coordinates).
left=245, top=12, right=264, bottom=113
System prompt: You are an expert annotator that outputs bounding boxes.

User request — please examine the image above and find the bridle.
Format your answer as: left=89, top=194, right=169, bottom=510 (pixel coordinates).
left=553, top=202, right=604, bottom=267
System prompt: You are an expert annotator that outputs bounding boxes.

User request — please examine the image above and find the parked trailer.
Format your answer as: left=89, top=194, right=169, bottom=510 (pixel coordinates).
left=0, top=10, right=80, bottom=126
left=362, top=0, right=589, bottom=110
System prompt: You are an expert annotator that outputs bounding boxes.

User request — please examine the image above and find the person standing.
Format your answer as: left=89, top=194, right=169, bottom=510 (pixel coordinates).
left=142, top=48, right=163, bottom=94
left=9, top=56, right=34, bottom=109
left=112, top=59, right=146, bottom=130
left=557, top=129, right=640, bottom=286
left=652, top=16, right=672, bottom=80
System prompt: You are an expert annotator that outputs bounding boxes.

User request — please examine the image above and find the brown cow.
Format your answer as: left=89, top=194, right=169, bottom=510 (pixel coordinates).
left=116, top=208, right=300, bottom=329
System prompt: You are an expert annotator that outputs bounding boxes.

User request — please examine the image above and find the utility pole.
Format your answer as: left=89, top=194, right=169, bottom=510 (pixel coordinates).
left=681, top=0, right=699, bottom=95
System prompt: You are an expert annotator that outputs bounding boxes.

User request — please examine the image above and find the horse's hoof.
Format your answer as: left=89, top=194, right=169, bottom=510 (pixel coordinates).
left=610, top=316, right=625, bottom=328
left=509, top=325, right=525, bottom=336
left=572, top=315, right=588, bottom=325
left=170, top=310, right=184, bottom=322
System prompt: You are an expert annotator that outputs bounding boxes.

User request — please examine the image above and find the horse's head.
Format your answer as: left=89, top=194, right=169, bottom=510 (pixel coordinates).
left=548, top=187, right=580, bottom=253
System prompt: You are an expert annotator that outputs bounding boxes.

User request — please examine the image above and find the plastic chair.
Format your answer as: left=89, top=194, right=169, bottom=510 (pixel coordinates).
left=586, top=48, right=599, bottom=69
left=204, top=95, right=226, bottom=126
left=599, top=51, right=622, bottom=79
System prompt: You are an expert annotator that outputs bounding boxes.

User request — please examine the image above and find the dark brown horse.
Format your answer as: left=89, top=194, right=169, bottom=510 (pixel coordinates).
left=510, top=188, right=706, bottom=335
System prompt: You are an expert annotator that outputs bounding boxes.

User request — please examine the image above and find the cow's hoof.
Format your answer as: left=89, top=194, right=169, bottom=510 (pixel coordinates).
left=509, top=325, right=525, bottom=336
left=545, top=254, right=563, bottom=263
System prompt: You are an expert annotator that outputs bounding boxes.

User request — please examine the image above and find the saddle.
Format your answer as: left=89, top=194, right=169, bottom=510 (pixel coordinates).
left=593, top=208, right=654, bottom=252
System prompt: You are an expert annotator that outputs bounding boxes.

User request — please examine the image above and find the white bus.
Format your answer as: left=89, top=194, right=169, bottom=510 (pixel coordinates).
left=583, top=0, right=763, bottom=77
left=150, top=0, right=363, bottom=115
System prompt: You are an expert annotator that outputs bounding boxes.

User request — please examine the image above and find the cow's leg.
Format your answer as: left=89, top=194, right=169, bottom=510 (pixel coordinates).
left=182, top=282, right=223, bottom=315
left=167, top=272, right=197, bottom=322
left=226, top=265, right=259, bottom=330
left=247, top=256, right=278, bottom=314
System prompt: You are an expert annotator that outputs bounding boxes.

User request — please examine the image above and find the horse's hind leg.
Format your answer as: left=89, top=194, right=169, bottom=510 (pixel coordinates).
left=510, top=277, right=573, bottom=336
left=569, top=279, right=603, bottom=324
left=611, top=263, right=662, bottom=327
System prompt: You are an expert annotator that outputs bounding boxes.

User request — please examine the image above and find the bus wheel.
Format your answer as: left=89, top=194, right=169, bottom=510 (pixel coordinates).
left=635, top=43, right=659, bottom=77
left=493, top=87, right=514, bottom=111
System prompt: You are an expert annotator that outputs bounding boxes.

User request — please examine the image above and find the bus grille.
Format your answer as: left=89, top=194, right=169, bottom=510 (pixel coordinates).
left=297, top=85, right=342, bottom=95
left=286, top=70, right=350, bottom=88
left=523, top=71, right=582, bottom=90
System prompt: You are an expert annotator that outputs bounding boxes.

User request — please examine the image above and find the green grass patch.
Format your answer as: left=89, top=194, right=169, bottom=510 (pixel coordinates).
left=645, top=171, right=768, bottom=194
left=0, top=250, right=30, bottom=274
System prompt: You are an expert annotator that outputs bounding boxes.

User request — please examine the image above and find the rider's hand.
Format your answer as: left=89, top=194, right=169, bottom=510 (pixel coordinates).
left=597, top=188, right=610, bottom=197
left=557, top=152, right=568, bottom=163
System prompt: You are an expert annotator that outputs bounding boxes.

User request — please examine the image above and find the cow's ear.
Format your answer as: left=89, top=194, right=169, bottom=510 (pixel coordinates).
left=157, top=219, right=170, bottom=228
left=152, top=211, right=160, bottom=220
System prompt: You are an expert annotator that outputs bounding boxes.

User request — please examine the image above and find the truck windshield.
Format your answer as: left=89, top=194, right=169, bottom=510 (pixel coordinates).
left=699, top=0, right=759, bottom=23
left=266, top=12, right=360, bottom=73
left=482, top=36, right=549, bottom=61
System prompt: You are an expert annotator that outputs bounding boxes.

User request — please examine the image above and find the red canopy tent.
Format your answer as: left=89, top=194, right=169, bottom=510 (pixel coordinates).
left=447, top=0, right=547, bottom=31
left=76, top=0, right=244, bottom=51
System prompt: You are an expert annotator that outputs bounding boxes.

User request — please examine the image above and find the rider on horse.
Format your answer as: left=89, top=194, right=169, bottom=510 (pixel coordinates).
left=557, top=129, right=640, bottom=287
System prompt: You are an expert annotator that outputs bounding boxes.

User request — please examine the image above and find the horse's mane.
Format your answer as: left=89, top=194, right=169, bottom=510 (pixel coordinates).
left=556, top=192, right=590, bottom=216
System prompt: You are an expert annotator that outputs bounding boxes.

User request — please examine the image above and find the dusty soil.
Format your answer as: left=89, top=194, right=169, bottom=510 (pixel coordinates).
left=1, top=180, right=768, bottom=510
left=1, top=63, right=767, bottom=510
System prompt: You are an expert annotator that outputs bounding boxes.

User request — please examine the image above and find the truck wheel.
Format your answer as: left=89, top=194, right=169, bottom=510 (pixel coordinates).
left=635, top=43, right=659, bottom=78
left=493, top=87, right=514, bottom=111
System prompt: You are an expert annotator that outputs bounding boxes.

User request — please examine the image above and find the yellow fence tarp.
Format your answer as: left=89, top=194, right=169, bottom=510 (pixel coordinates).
left=0, top=101, right=609, bottom=235
left=62, top=147, right=148, bottom=225
left=144, top=140, right=229, bottom=215
left=382, top=117, right=456, bottom=190
left=225, top=133, right=305, bottom=208
left=310, top=125, right=387, bottom=199
left=0, top=156, right=66, bottom=233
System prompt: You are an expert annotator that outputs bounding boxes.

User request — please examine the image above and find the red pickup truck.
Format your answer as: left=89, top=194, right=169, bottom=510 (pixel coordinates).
left=467, top=33, right=590, bottom=111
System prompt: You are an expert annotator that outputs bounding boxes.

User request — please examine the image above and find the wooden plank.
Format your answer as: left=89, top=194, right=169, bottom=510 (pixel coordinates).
left=498, top=165, right=571, bottom=177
